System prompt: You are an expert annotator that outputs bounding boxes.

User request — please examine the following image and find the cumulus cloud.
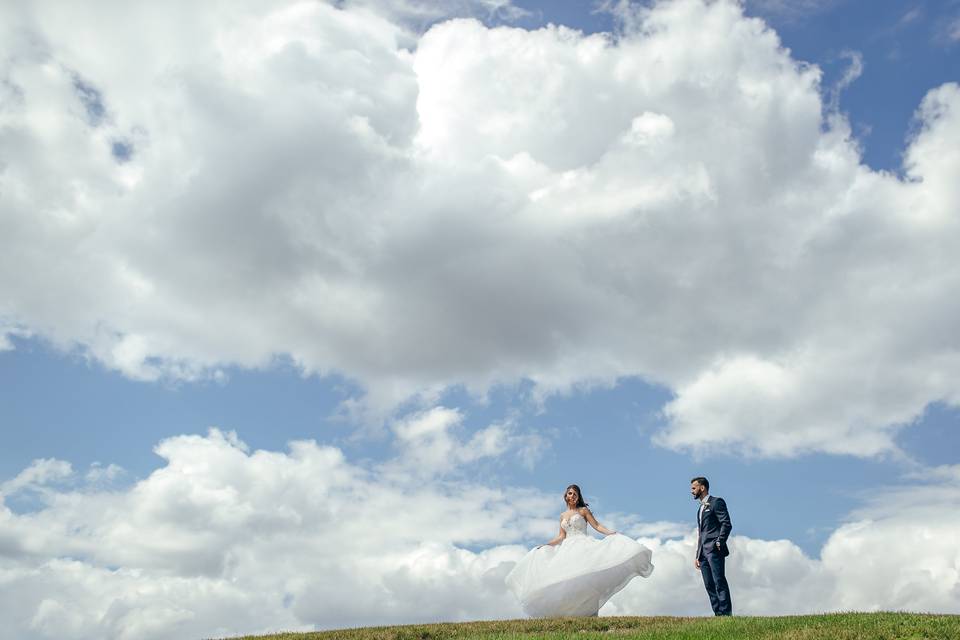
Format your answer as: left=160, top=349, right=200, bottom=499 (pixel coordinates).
left=0, top=459, right=74, bottom=499
left=0, top=426, right=552, bottom=639
left=390, top=406, right=547, bottom=474
left=2, top=0, right=960, bottom=457
left=1, top=430, right=958, bottom=639
left=84, top=463, right=125, bottom=485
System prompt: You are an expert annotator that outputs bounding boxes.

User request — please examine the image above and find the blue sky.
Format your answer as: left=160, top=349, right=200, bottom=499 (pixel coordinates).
left=1, top=0, right=959, bottom=637
left=6, top=325, right=959, bottom=554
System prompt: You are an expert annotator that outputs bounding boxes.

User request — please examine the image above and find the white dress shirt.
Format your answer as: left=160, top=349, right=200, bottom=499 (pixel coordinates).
left=698, top=494, right=710, bottom=528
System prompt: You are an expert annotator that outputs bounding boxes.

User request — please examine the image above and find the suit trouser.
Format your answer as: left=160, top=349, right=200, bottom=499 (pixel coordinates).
left=700, top=549, right=732, bottom=615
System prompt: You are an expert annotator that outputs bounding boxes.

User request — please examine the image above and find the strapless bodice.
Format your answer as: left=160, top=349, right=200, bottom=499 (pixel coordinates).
left=561, top=513, right=588, bottom=536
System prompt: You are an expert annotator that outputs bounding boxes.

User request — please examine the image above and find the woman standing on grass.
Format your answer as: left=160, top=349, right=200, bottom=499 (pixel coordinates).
left=505, top=484, right=654, bottom=617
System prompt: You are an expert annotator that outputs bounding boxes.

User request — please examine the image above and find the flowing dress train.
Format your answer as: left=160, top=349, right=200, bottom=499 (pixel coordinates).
left=505, top=513, right=654, bottom=617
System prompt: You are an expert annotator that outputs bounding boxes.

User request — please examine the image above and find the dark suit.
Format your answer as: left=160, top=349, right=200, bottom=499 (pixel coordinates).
left=697, top=495, right=732, bottom=615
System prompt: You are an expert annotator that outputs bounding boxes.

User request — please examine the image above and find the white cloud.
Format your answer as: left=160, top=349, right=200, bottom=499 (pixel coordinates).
left=898, top=6, right=924, bottom=28
left=1, top=430, right=958, bottom=639
left=744, top=0, right=843, bottom=23
left=0, top=323, right=30, bottom=352
left=84, top=463, right=125, bottom=485
left=349, top=0, right=530, bottom=31
left=390, top=406, right=547, bottom=474
left=827, top=49, right=863, bottom=112
left=1, top=459, right=73, bottom=497
left=934, top=13, right=960, bottom=45
left=0, top=427, right=549, bottom=639
left=2, top=0, right=960, bottom=457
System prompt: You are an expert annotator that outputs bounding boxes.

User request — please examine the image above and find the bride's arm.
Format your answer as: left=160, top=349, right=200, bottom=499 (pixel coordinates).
left=582, top=508, right=617, bottom=535
left=538, top=521, right=567, bottom=548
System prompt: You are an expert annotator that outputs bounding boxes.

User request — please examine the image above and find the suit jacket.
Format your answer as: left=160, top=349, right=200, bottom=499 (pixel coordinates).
left=697, top=495, right=732, bottom=560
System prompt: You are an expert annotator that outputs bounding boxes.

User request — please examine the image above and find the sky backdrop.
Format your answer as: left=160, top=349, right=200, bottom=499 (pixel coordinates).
left=2, top=1, right=960, bottom=638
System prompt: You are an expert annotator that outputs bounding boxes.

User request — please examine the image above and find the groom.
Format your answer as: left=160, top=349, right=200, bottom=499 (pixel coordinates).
left=691, top=476, right=732, bottom=616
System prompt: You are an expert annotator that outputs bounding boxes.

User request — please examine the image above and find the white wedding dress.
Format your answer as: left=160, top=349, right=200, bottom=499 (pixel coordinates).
left=505, top=513, right=654, bottom=617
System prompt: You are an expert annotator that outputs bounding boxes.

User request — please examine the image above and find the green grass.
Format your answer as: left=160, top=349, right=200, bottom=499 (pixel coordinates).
left=219, top=613, right=960, bottom=640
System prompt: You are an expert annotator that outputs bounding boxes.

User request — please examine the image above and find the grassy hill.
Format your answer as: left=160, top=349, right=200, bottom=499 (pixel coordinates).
left=221, top=612, right=959, bottom=640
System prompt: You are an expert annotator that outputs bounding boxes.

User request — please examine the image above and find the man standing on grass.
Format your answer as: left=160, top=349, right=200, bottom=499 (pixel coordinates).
left=691, top=476, right=732, bottom=616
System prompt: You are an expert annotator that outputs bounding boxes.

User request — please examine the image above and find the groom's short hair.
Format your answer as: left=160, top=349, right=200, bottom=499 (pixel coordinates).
left=691, top=476, right=709, bottom=490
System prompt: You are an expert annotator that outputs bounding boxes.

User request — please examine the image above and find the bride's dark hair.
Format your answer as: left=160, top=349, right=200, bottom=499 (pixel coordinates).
left=565, top=484, right=588, bottom=508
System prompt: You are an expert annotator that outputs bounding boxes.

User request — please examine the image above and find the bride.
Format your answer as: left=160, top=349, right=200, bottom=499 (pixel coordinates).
left=505, top=484, right=654, bottom=617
